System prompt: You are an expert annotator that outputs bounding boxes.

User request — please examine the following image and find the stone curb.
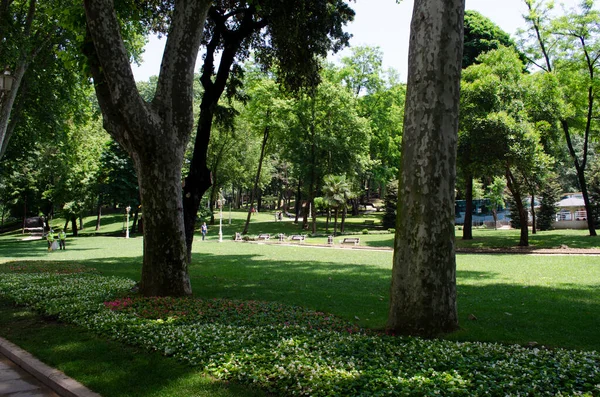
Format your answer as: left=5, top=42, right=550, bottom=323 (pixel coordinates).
left=0, top=336, right=101, bottom=397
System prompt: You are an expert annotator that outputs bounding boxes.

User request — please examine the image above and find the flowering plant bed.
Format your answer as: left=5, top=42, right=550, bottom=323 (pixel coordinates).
left=0, top=266, right=598, bottom=396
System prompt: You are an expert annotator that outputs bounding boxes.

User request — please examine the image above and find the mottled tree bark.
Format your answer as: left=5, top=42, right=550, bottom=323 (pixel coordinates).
left=506, top=169, right=529, bottom=247
left=463, top=175, right=473, bottom=239
left=83, top=0, right=211, bottom=296
left=387, top=0, right=464, bottom=337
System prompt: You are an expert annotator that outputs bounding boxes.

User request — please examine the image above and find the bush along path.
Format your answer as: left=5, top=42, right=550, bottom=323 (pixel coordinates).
left=0, top=267, right=598, bottom=396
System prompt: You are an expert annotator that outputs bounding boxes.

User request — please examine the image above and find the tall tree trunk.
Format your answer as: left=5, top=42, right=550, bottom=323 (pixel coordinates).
left=243, top=124, right=269, bottom=235
left=21, top=196, right=27, bottom=234
left=463, top=175, right=473, bottom=239
left=83, top=0, right=211, bottom=296
left=70, top=216, right=78, bottom=237
left=183, top=6, right=267, bottom=256
left=132, top=208, right=139, bottom=233
left=209, top=184, right=218, bottom=225
left=531, top=193, right=536, bottom=235
left=294, top=179, right=302, bottom=223
left=95, top=198, right=102, bottom=231
left=333, top=207, right=339, bottom=236
left=506, top=169, right=528, bottom=247
left=341, top=205, right=347, bottom=233
left=388, top=0, right=464, bottom=336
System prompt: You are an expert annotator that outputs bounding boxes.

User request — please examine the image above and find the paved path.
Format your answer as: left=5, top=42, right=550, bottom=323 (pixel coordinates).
left=0, top=337, right=101, bottom=397
left=0, top=351, right=59, bottom=396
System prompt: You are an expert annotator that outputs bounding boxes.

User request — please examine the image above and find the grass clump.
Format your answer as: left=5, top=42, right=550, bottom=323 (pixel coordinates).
left=0, top=268, right=598, bottom=396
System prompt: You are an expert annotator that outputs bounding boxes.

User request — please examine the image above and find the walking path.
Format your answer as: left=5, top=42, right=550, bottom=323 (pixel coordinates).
left=0, top=337, right=100, bottom=397
left=0, top=350, right=59, bottom=396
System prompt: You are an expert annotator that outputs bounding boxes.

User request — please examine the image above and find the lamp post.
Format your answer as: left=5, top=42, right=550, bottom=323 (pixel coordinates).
left=218, top=190, right=224, bottom=242
left=0, top=68, right=15, bottom=93
left=125, top=206, right=131, bottom=239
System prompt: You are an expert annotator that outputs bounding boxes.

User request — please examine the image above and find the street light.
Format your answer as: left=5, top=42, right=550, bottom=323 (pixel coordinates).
left=218, top=190, right=224, bottom=242
left=125, top=206, right=131, bottom=239
left=0, top=68, right=15, bottom=92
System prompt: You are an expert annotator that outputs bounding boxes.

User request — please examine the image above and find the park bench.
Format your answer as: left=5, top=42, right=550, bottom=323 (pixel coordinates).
left=257, top=233, right=271, bottom=240
left=363, top=220, right=375, bottom=225
left=290, top=234, right=305, bottom=242
left=341, top=237, right=360, bottom=245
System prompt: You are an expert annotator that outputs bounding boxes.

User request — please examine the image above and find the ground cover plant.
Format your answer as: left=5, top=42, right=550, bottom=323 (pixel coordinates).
left=0, top=266, right=598, bottom=396
left=0, top=299, right=264, bottom=397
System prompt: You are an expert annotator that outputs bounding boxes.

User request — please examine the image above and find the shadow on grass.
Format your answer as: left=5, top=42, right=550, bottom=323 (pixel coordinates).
left=2, top=250, right=599, bottom=351
left=0, top=238, right=102, bottom=259
left=453, top=282, right=600, bottom=350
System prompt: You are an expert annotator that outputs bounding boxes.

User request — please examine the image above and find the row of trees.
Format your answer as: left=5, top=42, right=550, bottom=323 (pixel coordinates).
left=459, top=0, right=600, bottom=248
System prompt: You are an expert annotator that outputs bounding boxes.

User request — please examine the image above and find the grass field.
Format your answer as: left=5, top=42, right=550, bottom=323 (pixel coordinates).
left=1, top=211, right=599, bottom=396
left=2, top=211, right=600, bottom=351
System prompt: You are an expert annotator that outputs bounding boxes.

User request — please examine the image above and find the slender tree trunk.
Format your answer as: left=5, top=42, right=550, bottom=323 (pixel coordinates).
left=63, top=219, right=69, bottom=232
left=132, top=208, right=139, bottom=233
left=341, top=204, right=347, bottom=233
left=506, top=169, right=528, bottom=246
left=209, top=185, right=217, bottom=225
left=531, top=193, right=536, bottom=235
left=95, top=198, right=102, bottom=231
left=388, top=0, right=464, bottom=336
left=294, top=180, right=302, bottom=223
left=243, top=124, right=269, bottom=234
left=463, top=175, right=473, bottom=239
left=21, top=196, right=27, bottom=234
left=333, top=207, right=339, bottom=236
left=70, top=216, right=78, bottom=237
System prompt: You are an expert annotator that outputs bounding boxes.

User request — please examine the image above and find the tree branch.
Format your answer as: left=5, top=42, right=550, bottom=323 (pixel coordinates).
left=154, top=0, right=211, bottom=136
left=83, top=0, right=149, bottom=138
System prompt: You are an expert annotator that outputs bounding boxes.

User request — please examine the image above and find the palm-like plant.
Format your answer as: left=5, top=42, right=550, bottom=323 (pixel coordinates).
left=322, top=175, right=351, bottom=236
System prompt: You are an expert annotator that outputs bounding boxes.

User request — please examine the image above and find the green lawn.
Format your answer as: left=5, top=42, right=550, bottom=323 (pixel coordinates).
left=2, top=218, right=599, bottom=350
left=1, top=213, right=599, bottom=395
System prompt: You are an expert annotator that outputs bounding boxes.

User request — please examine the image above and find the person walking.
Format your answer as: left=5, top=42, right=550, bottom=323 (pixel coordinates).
left=201, top=222, right=208, bottom=241
left=58, top=229, right=67, bottom=250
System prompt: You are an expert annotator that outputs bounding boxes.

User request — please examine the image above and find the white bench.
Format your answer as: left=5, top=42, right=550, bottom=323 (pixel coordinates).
left=257, top=233, right=270, bottom=240
left=290, top=235, right=305, bottom=242
left=341, top=237, right=360, bottom=245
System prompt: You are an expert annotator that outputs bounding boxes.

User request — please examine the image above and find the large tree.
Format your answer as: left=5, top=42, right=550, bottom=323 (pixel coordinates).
left=520, top=0, right=600, bottom=236
left=83, top=0, right=212, bottom=296
left=387, top=0, right=464, bottom=336
left=0, top=0, right=89, bottom=161
left=181, top=0, right=354, bottom=259
left=459, top=10, right=520, bottom=240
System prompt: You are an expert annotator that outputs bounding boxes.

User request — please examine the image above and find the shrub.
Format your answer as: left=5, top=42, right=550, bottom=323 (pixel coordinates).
left=361, top=229, right=369, bottom=234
